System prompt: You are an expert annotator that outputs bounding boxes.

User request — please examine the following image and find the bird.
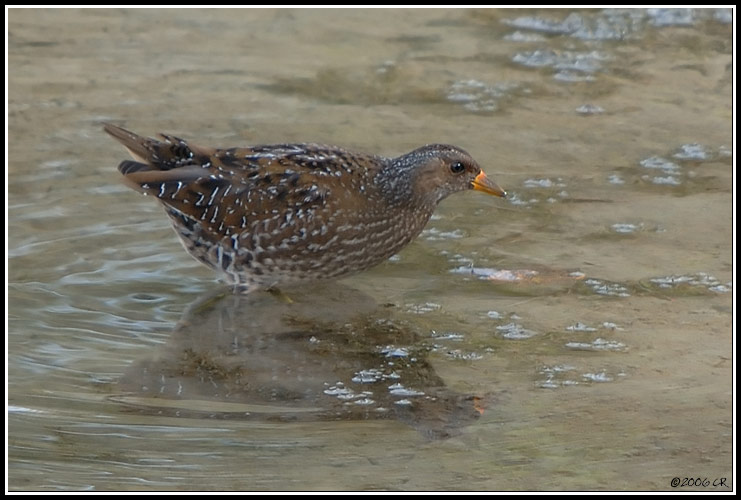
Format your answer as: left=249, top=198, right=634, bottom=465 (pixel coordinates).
left=105, top=123, right=506, bottom=293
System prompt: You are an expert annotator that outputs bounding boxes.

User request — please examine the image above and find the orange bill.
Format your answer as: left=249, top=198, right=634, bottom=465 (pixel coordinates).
left=471, top=171, right=506, bottom=197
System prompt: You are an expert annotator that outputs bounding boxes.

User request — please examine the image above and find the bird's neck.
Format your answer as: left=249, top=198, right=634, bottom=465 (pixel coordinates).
left=375, top=160, right=437, bottom=213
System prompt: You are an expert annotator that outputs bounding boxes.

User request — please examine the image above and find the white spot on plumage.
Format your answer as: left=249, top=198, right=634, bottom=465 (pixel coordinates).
left=208, top=186, right=220, bottom=206
left=171, top=181, right=183, bottom=199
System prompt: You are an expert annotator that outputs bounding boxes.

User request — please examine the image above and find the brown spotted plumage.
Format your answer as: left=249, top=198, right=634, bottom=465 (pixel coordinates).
left=105, top=123, right=506, bottom=292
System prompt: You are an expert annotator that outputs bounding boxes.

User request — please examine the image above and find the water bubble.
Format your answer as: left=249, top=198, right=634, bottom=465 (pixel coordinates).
left=566, top=322, right=598, bottom=332
left=647, top=8, right=696, bottom=27
left=565, top=338, right=627, bottom=351
left=611, top=223, right=642, bottom=234
left=351, top=369, right=385, bottom=384
left=639, top=156, right=681, bottom=173
left=583, top=371, right=614, bottom=382
left=673, top=143, right=711, bottom=161
left=496, top=323, right=537, bottom=339
left=576, top=104, right=605, bottom=114
left=650, top=175, right=681, bottom=185
left=388, top=383, right=425, bottom=397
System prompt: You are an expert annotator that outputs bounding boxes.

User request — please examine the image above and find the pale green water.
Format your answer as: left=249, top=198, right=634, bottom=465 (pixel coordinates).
left=8, top=8, right=733, bottom=491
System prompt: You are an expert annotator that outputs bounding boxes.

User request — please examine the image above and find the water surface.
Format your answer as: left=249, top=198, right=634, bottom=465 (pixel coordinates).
left=7, top=8, right=733, bottom=491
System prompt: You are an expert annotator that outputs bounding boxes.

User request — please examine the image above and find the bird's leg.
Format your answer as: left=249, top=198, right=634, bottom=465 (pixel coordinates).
left=267, top=286, right=294, bottom=304
left=234, top=282, right=261, bottom=295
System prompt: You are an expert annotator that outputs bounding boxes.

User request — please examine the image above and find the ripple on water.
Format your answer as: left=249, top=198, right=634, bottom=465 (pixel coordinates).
left=576, top=104, right=605, bottom=115
left=628, top=144, right=731, bottom=190
left=583, top=279, right=631, bottom=297
left=646, top=8, right=697, bottom=27
left=648, top=175, right=681, bottom=186
left=351, top=369, right=386, bottom=384
left=648, top=273, right=732, bottom=294
left=503, top=9, right=729, bottom=41
left=610, top=223, right=643, bottom=234
left=538, top=364, right=578, bottom=389
left=380, top=346, right=410, bottom=358
left=446, top=79, right=525, bottom=113
left=512, top=49, right=608, bottom=75
left=450, top=266, right=540, bottom=282
left=422, top=227, right=466, bottom=241
left=565, top=322, right=598, bottom=332
left=553, top=71, right=596, bottom=83
left=503, top=30, right=547, bottom=42
left=388, top=383, right=425, bottom=397
left=501, top=191, right=538, bottom=206
left=565, top=321, right=623, bottom=333
left=404, top=302, right=441, bottom=314
left=539, top=365, right=626, bottom=389
left=522, top=177, right=566, bottom=189
left=504, top=12, right=589, bottom=35
left=672, top=143, right=712, bottom=161
left=323, top=383, right=360, bottom=399
left=582, top=371, right=615, bottom=382
left=496, top=322, right=538, bottom=340
left=639, top=156, right=681, bottom=173
left=430, top=331, right=465, bottom=341
left=444, top=350, right=484, bottom=361
left=506, top=11, right=647, bottom=40
left=565, top=338, right=627, bottom=352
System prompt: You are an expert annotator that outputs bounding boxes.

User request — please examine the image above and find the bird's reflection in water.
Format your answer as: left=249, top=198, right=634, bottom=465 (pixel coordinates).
left=115, top=284, right=487, bottom=439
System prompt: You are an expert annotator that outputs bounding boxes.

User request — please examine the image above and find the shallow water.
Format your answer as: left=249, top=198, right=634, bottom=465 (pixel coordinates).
left=7, top=8, right=733, bottom=491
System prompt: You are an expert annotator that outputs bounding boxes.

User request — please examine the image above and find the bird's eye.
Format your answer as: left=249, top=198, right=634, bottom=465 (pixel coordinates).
left=450, top=162, right=465, bottom=174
